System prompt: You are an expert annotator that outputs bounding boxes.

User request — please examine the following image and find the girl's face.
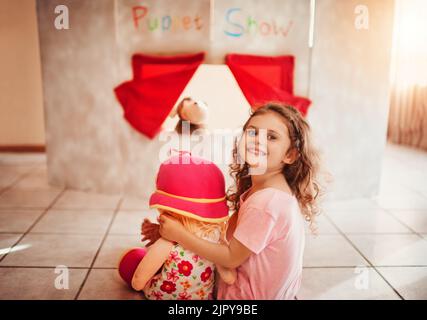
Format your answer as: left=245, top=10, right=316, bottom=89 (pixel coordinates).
left=238, top=112, right=297, bottom=174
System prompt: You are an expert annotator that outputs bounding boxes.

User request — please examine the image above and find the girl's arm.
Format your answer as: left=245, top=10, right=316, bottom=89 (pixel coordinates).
left=131, top=237, right=174, bottom=291
left=159, top=214, right=252, bottom=269
left=216, top=229, right=238, bottom=284
left=216, top=265, right=237, bottom=285
left=225, top=213, right=238, bottom=242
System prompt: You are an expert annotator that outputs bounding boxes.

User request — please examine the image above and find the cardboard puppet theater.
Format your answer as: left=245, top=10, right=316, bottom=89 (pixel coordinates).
left=36, top=0, right=395, bottom=200
left=112, top=0, right=312, bottom=140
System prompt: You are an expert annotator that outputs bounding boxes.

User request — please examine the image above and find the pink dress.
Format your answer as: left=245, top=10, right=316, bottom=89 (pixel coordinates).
left=217, top=187, right=305, bottom=300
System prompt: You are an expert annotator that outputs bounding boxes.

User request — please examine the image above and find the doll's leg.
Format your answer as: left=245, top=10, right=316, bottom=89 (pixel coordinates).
left=118, top=248, right=147, bottom=287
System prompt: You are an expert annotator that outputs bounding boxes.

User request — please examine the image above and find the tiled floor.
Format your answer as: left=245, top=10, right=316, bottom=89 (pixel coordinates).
left=0, top=144, right=426, bottom=300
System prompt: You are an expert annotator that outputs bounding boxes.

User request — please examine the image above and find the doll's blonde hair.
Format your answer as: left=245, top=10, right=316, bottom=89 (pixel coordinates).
left=167, top=211, right=227, bottom=242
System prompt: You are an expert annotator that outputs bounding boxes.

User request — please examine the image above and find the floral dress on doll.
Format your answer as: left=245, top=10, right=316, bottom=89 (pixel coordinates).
left=143, top=240, right=217, bottom=300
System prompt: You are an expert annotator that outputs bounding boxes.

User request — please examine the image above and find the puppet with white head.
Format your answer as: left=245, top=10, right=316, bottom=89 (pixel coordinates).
left=170, top=97, right=208, bottom=134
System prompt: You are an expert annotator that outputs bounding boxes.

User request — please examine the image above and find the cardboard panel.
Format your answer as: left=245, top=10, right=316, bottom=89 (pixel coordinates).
left=308, top=0, right=395, bottom=199
left=116, top=0, right=210, bottom=79
left=211, top=0, right=311, bottom=95
left=37, top=0, right=124, bottom=193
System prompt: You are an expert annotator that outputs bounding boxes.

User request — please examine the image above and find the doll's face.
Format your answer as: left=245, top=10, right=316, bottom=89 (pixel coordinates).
left=179, top=98, right=195, bottom=120
left=179, top=99, right=207, bottom=124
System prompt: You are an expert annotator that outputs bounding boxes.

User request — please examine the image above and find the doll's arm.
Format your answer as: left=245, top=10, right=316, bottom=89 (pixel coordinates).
left=141, top=218, right=161, bottom=247
left=216, top=265, right=237, bottom=285
left=131, top=237, right=174, bottom=291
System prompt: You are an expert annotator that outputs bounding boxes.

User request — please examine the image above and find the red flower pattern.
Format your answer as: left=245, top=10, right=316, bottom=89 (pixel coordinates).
left=160, top=280, right=176, bottom=294
left=166, top=268, right=179, bottom=282
left=200, top=266, right=212, bottom=282
left=177, top=260, right=193, bottom=276
left=152, top=291, right=163, bottom=300
left=169, top=250, right=181, bottom=263
left=178, top=291, right=192, bottom=300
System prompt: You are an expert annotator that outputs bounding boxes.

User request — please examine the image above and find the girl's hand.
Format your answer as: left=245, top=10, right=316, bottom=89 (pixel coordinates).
left=141, top=218, right=161, bottom=247
left=158, top=213, right=187, bottom=243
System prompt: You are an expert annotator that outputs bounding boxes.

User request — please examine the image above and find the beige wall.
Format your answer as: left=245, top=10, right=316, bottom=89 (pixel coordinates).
left=0, top=0, right=45, bottom=146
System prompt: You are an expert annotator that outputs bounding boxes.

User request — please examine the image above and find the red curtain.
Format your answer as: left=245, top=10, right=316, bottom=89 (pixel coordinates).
left=114, top=52, right=205, bottom=139
left=226, top=54, right=311, bottom=116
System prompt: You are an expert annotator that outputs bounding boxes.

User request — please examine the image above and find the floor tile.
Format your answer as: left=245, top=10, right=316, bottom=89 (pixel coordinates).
left=13, top=167, right=63, bottom=191
left=120, top=196, right=149, bottom=210
left=77, top=269, right=144, bottom=300
left=30, top=209, right=114, bottom=234
left=327, top=209, right=412, bottom=234
left=93, top=234, right=144, bottom=268
left=0, top=234, right=23, bottom=259
left=348, top=234, right=427, bottom=266
left=376, top=193, right=427, bottom=210
left=53, top=190, right=121, bottom=210
left=376, top=267, right=427, bottom=299
left=1, top=144, right=427, bottom=300
left=0, top=165, right=33, bottom=189
left=381, top=173, right=427, bottom=200
left=109, top=210, right=158, bottom=235
left=0, top=267, right=87, bottom=300
left=305, top=214, right=339, bottom=234
left=389, top=210, right=427, bottom=233
left=381, top=147, right=427, bottom=198
left=0, top=189, right=62, bottom=208
left=303, top=234, right=367, bottom=267
left=378, top=177, right=414, bottom=197
left=322, top=198, right=380, bottom=212
left=297, top=267, right=400, bottom=300
left=0, top=209, right=44, bottom=233
left=0, top=234, right=104, bottom=268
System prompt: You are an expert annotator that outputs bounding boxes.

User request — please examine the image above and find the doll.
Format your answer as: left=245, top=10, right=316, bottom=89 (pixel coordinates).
left=118, top=152, right=235, bottom=300
left=162, top=96, right=211, bottom=160
left=171, top=97, right=208, bottom=135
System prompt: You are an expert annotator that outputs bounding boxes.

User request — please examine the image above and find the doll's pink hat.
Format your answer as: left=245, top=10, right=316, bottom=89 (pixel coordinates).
left=149, top=152, right=229, bottom=222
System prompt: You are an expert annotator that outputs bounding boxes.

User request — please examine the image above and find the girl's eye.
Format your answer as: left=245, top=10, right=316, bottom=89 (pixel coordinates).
left=267, top=134, right=276, bottom=140
left=247, top=129, right=257, bottom=137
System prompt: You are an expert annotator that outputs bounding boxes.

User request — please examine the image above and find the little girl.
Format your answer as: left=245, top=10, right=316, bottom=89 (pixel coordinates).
left=157, top=102, right=323, bottom=299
